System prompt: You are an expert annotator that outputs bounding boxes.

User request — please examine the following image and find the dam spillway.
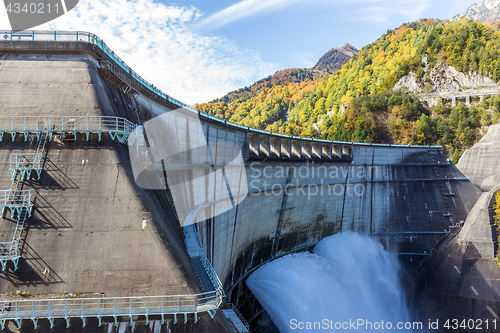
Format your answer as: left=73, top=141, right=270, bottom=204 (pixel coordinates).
left=0, top=30, right=492, bottom=332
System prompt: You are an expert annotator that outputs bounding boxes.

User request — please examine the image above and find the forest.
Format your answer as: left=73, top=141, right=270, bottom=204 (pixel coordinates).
left=197, top=19, right=500, bottom=162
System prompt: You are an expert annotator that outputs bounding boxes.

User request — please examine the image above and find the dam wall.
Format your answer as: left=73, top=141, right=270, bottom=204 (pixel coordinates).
left=193, top=145, right=481, bottom=327
left=0, top=39, right=233, bottom=331
left=0, top=31, right=489, bottom=331
left=457, top=123, right=500, bottom=192
left=412, top=124, right=500, bottom=332
left=0, top=51, right=197, bottom=294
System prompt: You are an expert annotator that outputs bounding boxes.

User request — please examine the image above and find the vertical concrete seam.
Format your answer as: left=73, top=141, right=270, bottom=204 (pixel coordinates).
left=339, top=164, right=350, bottom=232
left=370, top=147, right=375, bottom=235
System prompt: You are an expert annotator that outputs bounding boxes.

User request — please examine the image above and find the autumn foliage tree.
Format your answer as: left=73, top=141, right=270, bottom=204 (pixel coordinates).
left=197, top=18, right=500, bottom=156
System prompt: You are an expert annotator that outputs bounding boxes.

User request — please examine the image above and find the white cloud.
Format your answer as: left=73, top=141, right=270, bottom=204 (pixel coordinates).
left=195, top=0, right=302, bottom=32
left=347, top=0, right=431, bottom=24
left=0, top=0, right=276, bottom=104
left=0, top=0, right=439, bottom=103
left=197, top=0, right=432, bottom=32
left=288, top=52, right=317, bottom=68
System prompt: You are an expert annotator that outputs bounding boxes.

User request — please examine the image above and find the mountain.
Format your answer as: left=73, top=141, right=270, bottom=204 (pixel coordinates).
left=207, top=44, right=357, bottom=106
left=209, top=68, right=314, bottom=105
left=312, top=44, right=359, bottom=75
left=453, top=0, right=500, bottom=22
left=197, top=19, right=500, bottom=161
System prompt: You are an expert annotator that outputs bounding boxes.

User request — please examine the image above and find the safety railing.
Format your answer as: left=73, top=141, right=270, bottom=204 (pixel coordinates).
left=9, top=154, right=43, bottom=180
left=0, top=240, right=19, bottom=259
left=0, top=29, right=443, bottom=150
left=222, top=303, right=250, bottom=333
left=198, top=254, right=224, bottom=295
left=0, top=165, right=32, bottom=272
left=0, top=292, right=220, bottom=321
left=99, top=61, right=142, bottom=93
left=184, top=224, right=204, bottom=257
left=0, top=189, right=33, bottom=218
left=0, top=132, right=48, bottom=272
left=0, top=116, right=135, bottom=133
left=227, top=303, right=250, bottom=330
left=0, top=116, right=135, bottom=143
left=183, top=225, right=224, bottom=298
left=0, top=207, right=29, bottom=271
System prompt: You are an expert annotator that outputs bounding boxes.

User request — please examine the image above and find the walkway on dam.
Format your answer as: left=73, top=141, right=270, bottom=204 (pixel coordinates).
left=0, top=116, right=135, bottom=143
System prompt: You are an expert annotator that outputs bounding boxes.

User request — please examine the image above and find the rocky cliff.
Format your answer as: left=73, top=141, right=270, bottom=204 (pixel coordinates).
left=453, top=0, right=500, bottom=22
left=394, top=57, right=498, bottom=94
left=312, top=43, right=358, bottom=75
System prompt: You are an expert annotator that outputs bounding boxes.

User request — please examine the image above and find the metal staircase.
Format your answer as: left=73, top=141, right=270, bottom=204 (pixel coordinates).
left=183, top=224, right=224, bottom=320
left=221, top=304, right=250, bottom=333
left=0, top=132, right=48, bottom=271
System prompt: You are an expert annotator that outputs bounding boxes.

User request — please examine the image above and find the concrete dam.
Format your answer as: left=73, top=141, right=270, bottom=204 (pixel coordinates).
left=0, top=30, right=497, bottom=332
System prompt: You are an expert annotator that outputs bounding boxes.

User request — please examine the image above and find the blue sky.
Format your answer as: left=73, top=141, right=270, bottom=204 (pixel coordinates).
left=0, top=0, right=480, bottom=103
left=185, top=0, right=475, bottom=68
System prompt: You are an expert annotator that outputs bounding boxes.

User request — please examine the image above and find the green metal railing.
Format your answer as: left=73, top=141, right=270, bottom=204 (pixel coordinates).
left=222, top=303, right=250, bottom=333
left=0, top=292, right=221, bottom=329
left=0, top=189, right=33, bottom=218
left=184, top=225, right=224, bottom=296
left=0, top=116, right=135, bottom=143
left=0, top=184, right=31, bottom=271
left=9, top=154, right=43, bottom=180
left=0, top=225, right=224, bottom=329
left=0, top=132, right=47, bottom=272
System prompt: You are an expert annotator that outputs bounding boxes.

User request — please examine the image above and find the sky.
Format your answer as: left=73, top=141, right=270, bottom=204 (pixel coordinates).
left=0, top=0, right=480, bottom=104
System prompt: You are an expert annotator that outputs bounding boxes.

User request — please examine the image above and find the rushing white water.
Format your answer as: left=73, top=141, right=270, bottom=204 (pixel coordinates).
left=246, top=232, right=412, bottom=332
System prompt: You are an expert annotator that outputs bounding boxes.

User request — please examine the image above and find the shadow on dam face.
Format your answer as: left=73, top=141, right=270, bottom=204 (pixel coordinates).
left=0, top=315, right=221, bottom=332
left=0, top=134, right=200, bottom=300
left=411, top=220, right=500, bottom=332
